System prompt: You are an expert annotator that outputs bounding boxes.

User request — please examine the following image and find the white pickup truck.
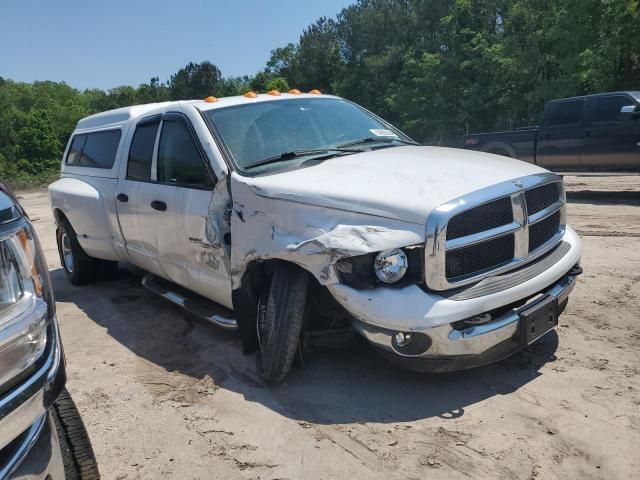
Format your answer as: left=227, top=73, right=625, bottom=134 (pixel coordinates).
left=49, top=91, right=582, bottom=383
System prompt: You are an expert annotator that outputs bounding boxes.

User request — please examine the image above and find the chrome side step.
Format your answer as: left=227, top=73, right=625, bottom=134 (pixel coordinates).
left=142, top=274, right=238, bottom=331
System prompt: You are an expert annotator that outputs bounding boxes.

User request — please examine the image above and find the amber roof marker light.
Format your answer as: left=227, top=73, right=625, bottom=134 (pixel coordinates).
left=268, top=90, right=281, bottom=96
left=309, top=89, right=322, bottom=95
left=288, top=88, right=302, bottom=95
left=244, top=91, right=258, bottom=98
left=204, top=96, right=217, bottom=103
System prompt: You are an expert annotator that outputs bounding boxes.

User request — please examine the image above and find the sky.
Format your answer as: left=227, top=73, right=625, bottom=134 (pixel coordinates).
left=0, top=0, right=353, bottom=91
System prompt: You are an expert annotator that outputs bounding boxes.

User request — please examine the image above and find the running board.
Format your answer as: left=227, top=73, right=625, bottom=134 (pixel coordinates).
left=142, top=274, right=238, bottom=331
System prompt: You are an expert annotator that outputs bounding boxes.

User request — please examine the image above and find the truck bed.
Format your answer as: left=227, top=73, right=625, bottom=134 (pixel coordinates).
left=462, top=127, right=538, bottom=164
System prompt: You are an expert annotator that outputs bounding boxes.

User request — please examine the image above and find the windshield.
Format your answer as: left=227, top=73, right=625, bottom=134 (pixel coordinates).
left=203, top=98, right=412, bottom=172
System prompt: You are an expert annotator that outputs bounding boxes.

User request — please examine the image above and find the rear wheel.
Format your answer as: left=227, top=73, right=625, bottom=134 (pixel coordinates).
left=256, top=263, right=309, bottom=384
left=56, top=219, right=98, bottom=285
left=489, top=149, right=512, bottom=158
left=52, top=389, right=100, bottom=480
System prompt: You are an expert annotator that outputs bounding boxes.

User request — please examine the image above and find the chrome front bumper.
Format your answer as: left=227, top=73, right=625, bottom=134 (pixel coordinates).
left=0, top=320, right=66, bottom=478
left=429, top=270, right=576, bottom=355
left=349, top=266, right=579, bottom=372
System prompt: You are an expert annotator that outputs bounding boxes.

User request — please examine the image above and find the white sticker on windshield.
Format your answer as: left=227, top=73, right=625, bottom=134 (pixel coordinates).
left=369, top=129, right=398, bottom=137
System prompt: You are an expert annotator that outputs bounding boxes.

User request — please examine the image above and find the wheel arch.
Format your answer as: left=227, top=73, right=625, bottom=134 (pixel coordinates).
left=52, top=206, right=69, bottom=227
left=48, top=177, right=120, bottom=261
left=232, top=258, right=315, bottom=354
left=482, top=142, right=516, bottom=158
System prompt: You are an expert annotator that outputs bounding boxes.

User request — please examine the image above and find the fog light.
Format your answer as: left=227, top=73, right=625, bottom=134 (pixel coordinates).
left=391, top=331, right=432, bottom=356
left=394, top=332, right=412, bottom=347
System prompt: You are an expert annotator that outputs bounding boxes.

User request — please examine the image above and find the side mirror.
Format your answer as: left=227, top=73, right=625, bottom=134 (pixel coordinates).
left=620, top=105, right=640, bottom=119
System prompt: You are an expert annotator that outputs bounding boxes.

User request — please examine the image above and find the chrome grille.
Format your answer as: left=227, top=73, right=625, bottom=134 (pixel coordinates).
left=446, top=234, right=515, bottom=279
left=425, top=173, right=566, bottom=290
left=526, top=182, right=560, bottom=216
left=529, top=211, right=561, bottom=252
left=446, top=196, right=513, bottom=240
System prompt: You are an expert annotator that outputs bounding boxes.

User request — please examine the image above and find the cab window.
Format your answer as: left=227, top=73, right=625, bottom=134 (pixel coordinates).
left=589, top=95, right=633, bottom=125
left=66, top=130, right=121, bottom=168
left=127, top=117, right=160, bottom=181
left=547, top=100, right=585, bottom=127
left=157, top=116, right=214, bottom=188
left=66, top=135, right=86, bottom=165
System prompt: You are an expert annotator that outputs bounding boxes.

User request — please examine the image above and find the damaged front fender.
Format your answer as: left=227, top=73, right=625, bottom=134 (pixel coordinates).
left=229, top=175, right=425, bottom=288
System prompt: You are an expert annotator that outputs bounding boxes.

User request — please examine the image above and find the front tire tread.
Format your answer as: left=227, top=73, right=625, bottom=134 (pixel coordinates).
left=52, top=389, right=100, bottom=480
left=257, top=263, right=309, bottom=384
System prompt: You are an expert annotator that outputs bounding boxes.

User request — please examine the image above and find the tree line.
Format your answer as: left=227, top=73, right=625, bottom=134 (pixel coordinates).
left=1, top=0, right=638, bottom=188
left=0, top=63, right=286, bottom=188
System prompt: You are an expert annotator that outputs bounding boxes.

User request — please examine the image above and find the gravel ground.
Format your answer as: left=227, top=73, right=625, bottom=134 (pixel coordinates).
left=19, top=175, right=640, bottom=480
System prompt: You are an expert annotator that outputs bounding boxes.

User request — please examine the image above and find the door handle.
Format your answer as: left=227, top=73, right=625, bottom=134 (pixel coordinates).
left=585, top=129, right=591, bottom=137
left=543, top=132, right=550, bottom=140
left=151, top=200, right=167, bottom=211
left=116, top=193, right=128, bottom=203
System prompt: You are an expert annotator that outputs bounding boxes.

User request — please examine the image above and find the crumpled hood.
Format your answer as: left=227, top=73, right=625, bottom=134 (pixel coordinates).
left=244, top=146, right=548, bottom=225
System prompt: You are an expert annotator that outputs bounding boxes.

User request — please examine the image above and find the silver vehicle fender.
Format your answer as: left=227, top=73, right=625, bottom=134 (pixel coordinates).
left=229, top=176, right=425, bottom=288
left=48, top=177, right=120, bottom=261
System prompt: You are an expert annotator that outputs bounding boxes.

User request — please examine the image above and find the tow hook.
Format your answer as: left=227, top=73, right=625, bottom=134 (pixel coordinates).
left=568, top=264, right=583, bottom=277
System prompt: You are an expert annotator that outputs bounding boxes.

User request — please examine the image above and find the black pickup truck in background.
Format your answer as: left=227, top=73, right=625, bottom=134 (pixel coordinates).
left=462, top=91, right=640, bottom=172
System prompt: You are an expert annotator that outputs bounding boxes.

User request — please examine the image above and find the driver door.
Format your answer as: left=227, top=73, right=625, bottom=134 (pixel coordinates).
left=117, top=111, right=231, bottom=307
left=581, top=94, right=640, bottom=170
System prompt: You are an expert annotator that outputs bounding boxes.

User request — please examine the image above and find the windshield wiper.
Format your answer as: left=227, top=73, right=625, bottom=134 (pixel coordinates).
left=245, top=148, right=359, bottom=170
left=337, top=136, right=420, bottom=149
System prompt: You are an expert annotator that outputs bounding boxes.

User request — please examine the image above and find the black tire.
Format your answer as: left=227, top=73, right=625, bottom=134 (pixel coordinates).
left=52, top=389, right=100, bottom=480
left=56, top=219, right=97, bottom=285
left=256, top=263, right=309, bottom=384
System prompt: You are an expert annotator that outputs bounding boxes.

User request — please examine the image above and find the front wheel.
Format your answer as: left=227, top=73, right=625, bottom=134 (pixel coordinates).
left=256, top=263, right=309, bottom=384
left=52, top=389, right=100, bottom=479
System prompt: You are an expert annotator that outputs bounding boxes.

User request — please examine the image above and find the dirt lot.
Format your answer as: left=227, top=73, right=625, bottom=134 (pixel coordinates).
left=19, top=176, right=640, bottom=479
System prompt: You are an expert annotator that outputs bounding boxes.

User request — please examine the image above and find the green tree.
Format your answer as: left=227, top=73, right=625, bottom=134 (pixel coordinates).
left=250, top=71, right=275, bottom=92
left=137, top=77, right=170, bottom=103
left=16, top=108, right=62, bottom=174
left=295, top=17, right=343, bottom=92
left=0, top=78, right=18, bottom=163
left=265, top=77, right=290, bottom=92
left=170, top=61, right=223, bottom=99
left=266, top=44, right=301, bottom=87
left=218, top=76, right=253, bottom=96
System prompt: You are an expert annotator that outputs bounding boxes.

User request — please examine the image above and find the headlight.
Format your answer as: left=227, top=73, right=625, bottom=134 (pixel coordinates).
left=373, top=248, right=408, bottom=283
left=0, top=220, right=49, bottom=391
left=336, top=246, right=423, bottom=288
